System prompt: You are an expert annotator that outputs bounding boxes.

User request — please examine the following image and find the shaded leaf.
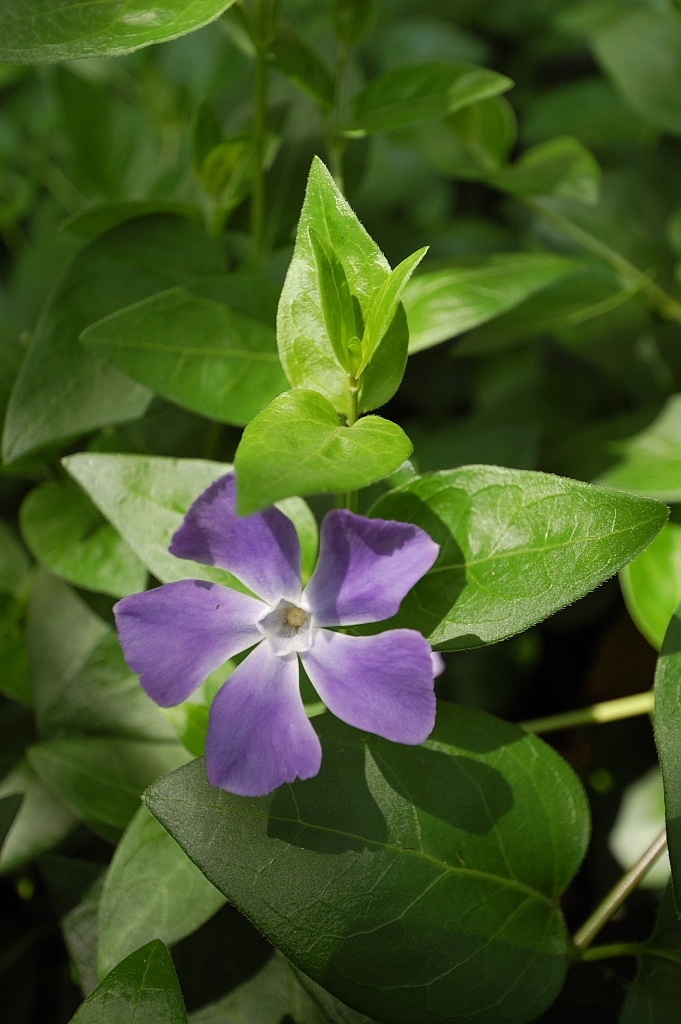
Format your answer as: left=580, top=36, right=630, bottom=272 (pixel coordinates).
left=489, top=136, right=601, bottom=205
left=654, top=605, right=681, bottom=912
left=61, top=202, right=203, bottom=242
left=619, top=883, right=681, bottom=1023
left=0, top=520, right=31, bottom=598
left=0, top=760, right=77, bottom=874
left=598, top=394, right=681, bottom=503
left=412, top=95, right=517, bottom=180
left=269, top=22, right=334, bottom=110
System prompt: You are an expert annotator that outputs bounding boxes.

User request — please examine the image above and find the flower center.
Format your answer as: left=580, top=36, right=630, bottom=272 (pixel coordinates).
left=257, top=598, right=314, bottom=656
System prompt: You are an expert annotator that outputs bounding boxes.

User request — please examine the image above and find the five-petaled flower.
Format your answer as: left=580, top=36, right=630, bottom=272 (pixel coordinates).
left=114, top=474, right=441, bottom=796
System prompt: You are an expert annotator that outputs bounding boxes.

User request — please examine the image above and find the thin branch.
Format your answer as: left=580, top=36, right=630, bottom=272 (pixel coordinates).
left=518, top=690, right=654, bottom=734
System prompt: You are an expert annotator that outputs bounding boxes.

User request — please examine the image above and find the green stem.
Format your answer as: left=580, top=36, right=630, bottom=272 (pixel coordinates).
left=250, top=30, right=269, bottom=262
left=518, top=690, right=654, bottom=734
left=582, top=943, right=681, bottom=966
left=572, top=828, right=668, bottom=954
left=343, top=373, right=359, bottom=511
left=524, top=196, right=681, bottom=325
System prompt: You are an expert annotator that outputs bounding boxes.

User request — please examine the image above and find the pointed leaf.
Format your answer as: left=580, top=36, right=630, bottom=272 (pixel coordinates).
left=0, top=760, right=77, bottom=875
left=69, top=940, right=186, bottom=1024
left=368, top=466, right=668, bottom=649
left=269, top=22, right=334, bottom=110
left=654, top=606, right=681, bottom=913
left=308, top=229, right=358, bottom=373
left=146, top=705, right=589, bottom=1024
left=620, top=524, right=681, bottom=651
left=358, top=247, right=427, bottom=373
left=234, top=390, right=412, bottom=514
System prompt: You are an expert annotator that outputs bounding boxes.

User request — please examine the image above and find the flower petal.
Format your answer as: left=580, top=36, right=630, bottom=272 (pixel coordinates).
left=114, top=580, right=266, bottom=707
left=205, top=642, right=321, bottom=796
left=170, top=473, right=302, bottom=604
left=301, top=628, right=436, bottom=744
left=431, top=651, right=446, bottom=678
left=303, top=509, right=439, bottom=626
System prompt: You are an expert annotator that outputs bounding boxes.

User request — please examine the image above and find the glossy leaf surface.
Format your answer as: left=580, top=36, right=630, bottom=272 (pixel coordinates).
left=70, top=940, right=186, bottom=1024
left=20, top=481, right=147, bottom=598
left=81, top=285, right=288, bottom=427
left=358, top=247, right=427, bottom=372
left=0, top=0, right=236, bottom=64
left=98, top=805, right=225, bottom=979
left=654, top=606, right=681, bottom=913
left=351, top=62, right=513, bottom=134
left=234, top=390, right=412, bottom=514
left=620, top=524, right=681, bottom=651
left=403, top=254, right=580, bottom=354
left=369, top=467, right=668, bottom=649
left=3, top=215, right=227, bottom=463
left=146, top=705, right=589, bottom=1024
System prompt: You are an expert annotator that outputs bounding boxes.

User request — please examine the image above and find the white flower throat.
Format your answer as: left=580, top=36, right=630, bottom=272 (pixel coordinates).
left=257, top=598, right=314, bottom=656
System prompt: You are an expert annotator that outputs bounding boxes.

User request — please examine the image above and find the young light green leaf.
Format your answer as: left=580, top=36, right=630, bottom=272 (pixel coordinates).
left=0, top=760, right=77, bottom=874
left=308, top=228, right=358, bottom=373
left=403, top=253, right=580, bottom=354
left=234, top=390, right=413, bottom=515
left=80, top=286, right=288, bottom=427
left=654, top=607, right=681, bottom=915
left=98, top=806, right=225, bottom=980
left=598, top=394, right=681, bottom=502
left=20, top=481, right=147, bottom=598
left=28, top=737, right=189, bottom=843
left=27, top=570, right=173, bottom=742
left=70, top=940, right=187, bottom=1024
left=0, top=0, right=237, bottom=64
left=146, top=705, right=589, bottom=1024
left=3, top=215, right=227, bottom=464
left=368, top=466, right=668, bottom=650
left=350, top=61, right=513, bottom=134
left=489, top=136, right=601, bottom=205
left=277, top=157, right=393, bottom=417
left=619, top=883, right=681, bottom=1022
left=358, top=247, right=427, bottom=374
left=620, top=525, right=681, bottom=651
left=269, top=22, right=334, bottom=111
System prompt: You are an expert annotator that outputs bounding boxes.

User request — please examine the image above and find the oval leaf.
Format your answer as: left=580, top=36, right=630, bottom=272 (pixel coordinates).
left=654, top=605, right=681, bottom=913
left=368, top=466, right=668, bottom=649
left=145, top=704, right=590, bottom=1024
left=620, top=523, right=681, bottom=651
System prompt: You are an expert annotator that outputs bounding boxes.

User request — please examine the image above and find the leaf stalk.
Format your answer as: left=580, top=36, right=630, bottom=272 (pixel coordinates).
left=518, top=690, right=654, bottom=734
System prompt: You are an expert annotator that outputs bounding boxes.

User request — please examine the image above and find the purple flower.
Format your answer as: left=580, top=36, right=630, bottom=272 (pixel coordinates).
left=114, top=474, right=441, bottom=797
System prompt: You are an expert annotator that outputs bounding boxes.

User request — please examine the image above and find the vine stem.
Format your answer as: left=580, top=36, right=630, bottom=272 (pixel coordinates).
left=518, top=690, right=654, bottom=734
left=523, top=196, right=681, bottom=325
left=572, top=828, right=668, bottom=954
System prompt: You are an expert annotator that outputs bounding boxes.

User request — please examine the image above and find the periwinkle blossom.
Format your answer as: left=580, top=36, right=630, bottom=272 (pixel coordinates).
left=114, top=473, right=442, bottom=797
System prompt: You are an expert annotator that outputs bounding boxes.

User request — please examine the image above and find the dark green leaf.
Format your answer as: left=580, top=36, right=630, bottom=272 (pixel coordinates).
left=27, top=569, right=173, bottom=741
left=2, top=215, right=227, bottom=463
left=0, top=0, right=237, bottom=64
left=269, top=22, right=334, bottom=111
left=146, top=705, right=590, bottom=1024
left=61, top=202, right=203, bottom=242
left=98, top=806, right=225, bottom=979
left=0, top=594, right=31, bottom=706
left=654, top=606, right=681, bottom=915
left=20, top=481, right=147, bottom=598
left=234, top=390, right=412, bottom=514
left=69, top=940, right=186, bottom=1024
left=191, top=101, right=225, bottom=173
left=620, top=525, right=681, bottom=651
left=332, top=0, right=372, bottom=47
left=28, top=736, right=189, bottom=842
left=61, top=874, right=105, bottom=996
left=0, top=794, right=21, bottom=849
left=350, top=62, right=513, bottom=134
left=0, top=521, right=31, bottom=598
left=81, top=286, right=288, bottom=426
left=619, top=883, right=681, bottom=1023
left=489, top=136, right=601, bottom=204
left=57, top=68, right=120, bottom=198
left=368, top=466, right=668, bottom=649
left=0, top=760, right=77, bottom=874
left=403, top=254, right=581, bottom=354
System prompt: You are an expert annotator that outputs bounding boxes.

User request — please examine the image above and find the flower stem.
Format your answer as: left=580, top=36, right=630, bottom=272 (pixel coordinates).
left=518, top=690, right=654, bottom=734
left=523, top=196, right=681, bottom=325
left=572, top=828, right=668, bottom=954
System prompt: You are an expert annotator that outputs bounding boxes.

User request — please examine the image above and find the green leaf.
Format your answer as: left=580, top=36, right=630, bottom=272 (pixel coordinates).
left=275, top=497, right=319, bottom=584
left=3, top=215, right=227, bottom=464
left=619, top=883, right=681, bottom=1023
left=350, top=61, right=513, bottom=134
left=0, top=521, right=31, bottom=598
left=62, top=874, right=105, bottom=997
left=588, top=9, right=681, bottom=137
left=269, top=22, right=334, bottom=111
left=28, top=736, right=189, bottom=842
left=98, top=805, right=225, bottom=979
left=403, top=253, right=581, bottom=354
left=412, top=95, right=518, bottom=181
left=27, top=569, right=173, bottom=741
left=655, top=607, right=681, bottom=914
left=81, top=286, right=288, bottom=427
left=0, top=0, right=236, bottom=64
left=146, top=704, right=589, bottom=1024
left=61, top=202, right=203, bottom=242
left=308, top=228, right=358, bottom=373
left=368, top=466, right=668, bottom=650
left=358, top=246, right=427, bottom=373
left=234, top=390, right=412, bottom=515
left=57, top=67, right=121, bottom=199
left=489, top=136, right=601, bottom=205
left=0, top=760, right=77, bottom=874
left=598, top=395, right=681, bottom=502
left=69, top=940, right=186, bottom=1024
left=0, top=794, right=21, bottom=849
left=332, top=0, right=372, bottom=47
left=20, top=481, right=147, bottom=598
left=278, top=157, right=398, bottom=417
left=620, top=524, right=681, bottom=651
left=0, top=594, right=31, bottom=706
